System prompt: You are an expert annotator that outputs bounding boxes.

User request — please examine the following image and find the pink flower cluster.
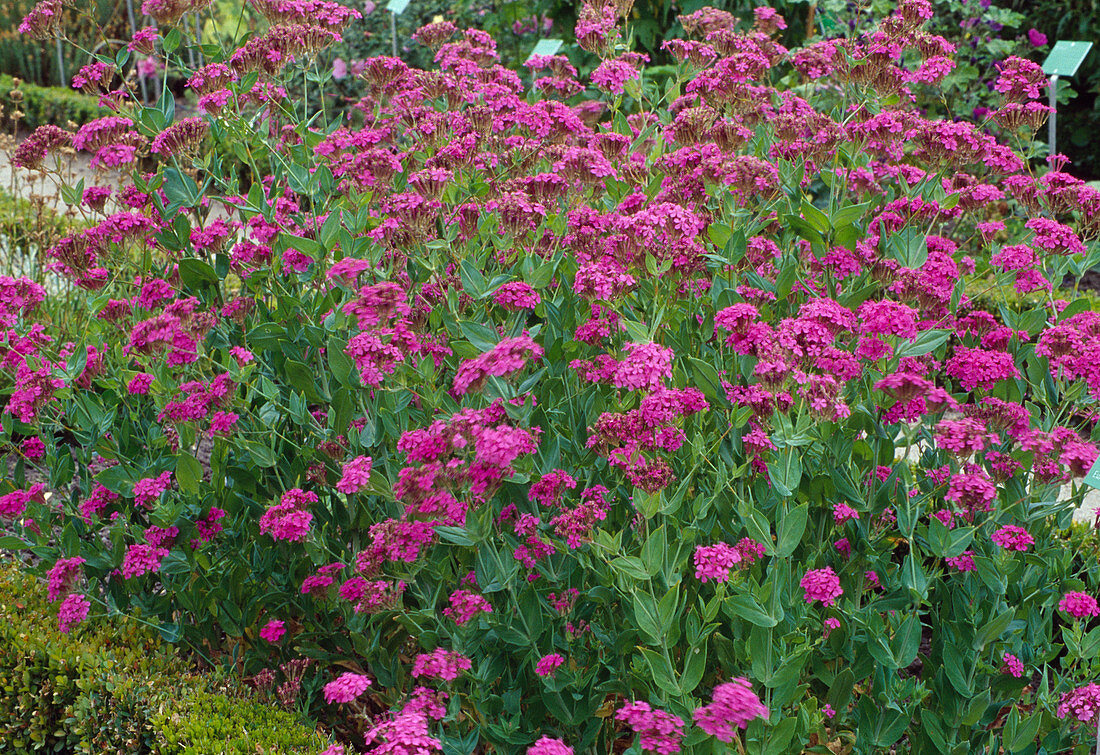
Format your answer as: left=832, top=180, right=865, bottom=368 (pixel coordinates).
left=412, top=648, right=472, bottom=682
left=323, top=672, right=372, bottom=704
left=1057, top=683, right=1100, bottom=723
left=259, top=619, right=286, bottom=642
left=443, top=588, right=492, bottom=625
left=452, top=336, right=543, bottom=395
left=534, top=652, right=564, bottom=677
left=528, top=737, right=573, bottom=755
left=1058, top=591, right=1100, bottom=619
left=258, top=488, right=317, bottom=542
left=336, top=455, right=373, bottom=494
left=801, top=567, right=842, bottom=607
left=693, top=542, right=741, bottom=583
left=615, top=701, right=685, bottom=755
left=693, top=678, right=769, bottom=740
left=990, top=524, right=1033, bottom=552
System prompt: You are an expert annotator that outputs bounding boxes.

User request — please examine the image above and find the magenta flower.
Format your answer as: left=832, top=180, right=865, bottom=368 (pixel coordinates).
left=1028, top=28, right=1048, bottom=47
left=612, top=342, right=674, bottom=392
left=693, top=678, right=769, bottom=741
left=57, top=593, right=90, bottom=634
left=1058, top=591, right=1100, bottom=619
left=258, top=488, right=317, bottom=542
left=615, top=701, right=685, bottom=755
left=693, top=543, right=741, bottom=583
left=1001, top=653, right=1024, bottom=678
left=800, top=567, right=842, bottom=607
left=1058, top=683, right=1100, bottom=723
left=323, top=672, right=372, bottom=704
left=443, top=589, right=492, bottom=625
left=945, top=551, right=976, bottom=572
left=527, top=737, right=573, bottom=755
left=535, top=653, right=565, bottom=677
left=412, top=648, right=472, bottom=682
left=120, top=543, right=169, bottom=579
left=47, top=556, right=85, bottom=601
left=991, top=524, right=1034, bottom=552
left=133, top=470, right=172, bottom=508
left=259, top=619, right=286, bottom=642
left=832, top=502, right=859, bottom=525
left=336, top=455, right=373, bottom=494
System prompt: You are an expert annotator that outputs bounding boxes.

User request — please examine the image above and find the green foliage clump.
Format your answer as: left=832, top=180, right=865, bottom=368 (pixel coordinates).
left=151, top=684, right=335, bottom=755
left=0, top=563, right=334, bottom=754
left=0, top=74, right=106, bottom=132
left=0, top=0, right=131, bottom=88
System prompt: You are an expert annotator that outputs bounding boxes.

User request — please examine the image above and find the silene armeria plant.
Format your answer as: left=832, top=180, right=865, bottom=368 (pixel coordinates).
left=5, top=0, right=1100, bottom=751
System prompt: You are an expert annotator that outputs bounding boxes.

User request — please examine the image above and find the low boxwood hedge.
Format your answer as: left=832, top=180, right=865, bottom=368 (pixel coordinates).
left=0, top=74, right=106, bottom=131
left=0, top=561, right=336, bottom=754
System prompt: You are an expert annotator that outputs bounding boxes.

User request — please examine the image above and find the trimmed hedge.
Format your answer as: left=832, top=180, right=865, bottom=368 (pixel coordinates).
left=0, top=562, right=336, bottom=754
left=0, top=74, right=106, bottom=131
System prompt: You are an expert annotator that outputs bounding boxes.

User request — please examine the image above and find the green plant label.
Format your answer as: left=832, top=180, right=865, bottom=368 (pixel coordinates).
left=1085, top=455, right=1100, bottom=490
left=526, top=38, right=564, bottom=62
left=1043, top=41, right=1093, bottom=77
left=387, top=0, right=410, bottom=15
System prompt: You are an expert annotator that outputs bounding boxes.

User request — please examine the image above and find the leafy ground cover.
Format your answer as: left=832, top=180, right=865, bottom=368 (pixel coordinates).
left=2, top=0, right=1100, bottom=753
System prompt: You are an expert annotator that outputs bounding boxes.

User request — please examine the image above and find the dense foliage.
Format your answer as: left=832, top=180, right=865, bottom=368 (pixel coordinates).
left=4, top=0, right=1100, bottom=752
left=0, top=562, right=334, bottom=753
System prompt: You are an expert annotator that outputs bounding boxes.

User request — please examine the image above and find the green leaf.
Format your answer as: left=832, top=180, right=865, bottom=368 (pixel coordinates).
left=641, top=526, right=666, bottom=578
left=681, top=643, right=707, bottom=694
left=242, top=440, right=276, bottom=467
left=688, top=357, right=723, bottom=403
left=528, top=260, right=556, bottom=289
left=1005, top=710, right=1042, bottom=752
left=656, top=585, right=678, bottom=637
left=611, top=556, right=652, bottom=581
left=872, top=709, right=909, bottom=747
left=434, top=526, right=474, bottom=546
left=974, top=607, right=1014, bottom=650
left=96, top=465, right=135, bottom=493
left=943, top=643, right=972, bottom=695
left=0, top=535, right=28, bottom=550
left=178, top=258, right=219, bottom=288
left=175, top=453, right=203, bottom=495
left=327, top=337, right=356, bottom=388
left=828, top=668, right=855, bottom=714
left=288, top=359, right=324, bottom=398
left=775, top=503, right=808, bottom=557
left=634, top=591, right=664, bottom=645
left=622, top=320, right=649, bottom=343
left=801, top=199, right=830, bottom=234
left=459, top=259, right=487, bottom=298
left=162, top=167, right=198, bottom=208
left=768, top=446, right=802, bottom=497
left=886, top=228, right=927, bottom=268
left=724, top=593, right=778, bottom=627
left=639, top=648, right=681, bottom=696
left=892, top=615, right=921, bottom=668
left=898, top=329, right=950, bottom=358
left=163, top=28, right=181, bottom=53
left=831, top=201, right=873, bottom=228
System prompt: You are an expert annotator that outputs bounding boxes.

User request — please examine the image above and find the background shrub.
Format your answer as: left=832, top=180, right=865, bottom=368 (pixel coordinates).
left=0, top=562, right=334, bottom=754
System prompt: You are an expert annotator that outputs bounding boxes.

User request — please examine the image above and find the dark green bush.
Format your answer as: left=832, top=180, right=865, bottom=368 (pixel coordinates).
left=0, top=563, right=334, bottom=754
left=0, top=0, right=130, bottom=88
left=0, top=74, right=106, bottom=131
left=1005, top=0, right=1100, bottom=176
